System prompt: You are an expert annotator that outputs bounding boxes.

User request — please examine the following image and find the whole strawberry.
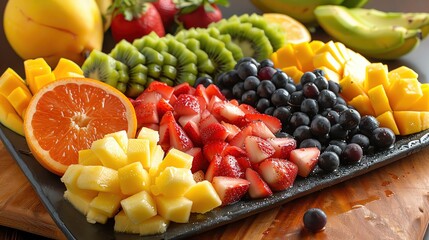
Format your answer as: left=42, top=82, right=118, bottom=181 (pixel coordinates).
left=175, top=0, right=229, bottom=29
left=110, top=0, right=165, bottom=43
left=152, top=0, right=178, bottom=31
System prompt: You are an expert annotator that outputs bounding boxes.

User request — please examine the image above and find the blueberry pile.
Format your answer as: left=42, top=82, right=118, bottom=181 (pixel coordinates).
left=214, top=57, right=396, bottom=173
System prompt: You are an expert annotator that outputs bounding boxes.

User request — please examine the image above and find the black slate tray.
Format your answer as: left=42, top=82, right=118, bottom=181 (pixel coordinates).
left=2, top=119, right=429, bottom=239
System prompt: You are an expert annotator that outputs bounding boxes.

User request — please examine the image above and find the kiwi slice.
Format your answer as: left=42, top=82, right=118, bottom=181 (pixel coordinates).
left=133, top=32, right=168, bottom=53
left=82, top=50, right=120, bottom=88
left=181, top=38, right=215, bottom=75
left=203, top=27, right=244, bottom=61
left=125, top=64, right=148, bottom=97
left=161, top=52, right=178, bottom=67
left=140, top=47, right=164, bottom=66
left=162, top=65, right=177, bottom=80
left=109, top=40, right=146, bottom=68
left=211, top=21, right=273, bottom=62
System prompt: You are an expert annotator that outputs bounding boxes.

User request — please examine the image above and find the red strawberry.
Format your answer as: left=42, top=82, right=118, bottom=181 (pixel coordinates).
left=183, top=120, right=202, bottom=146
left=178, top=0, right=222, bottom=29
left=159, top=111, right=175, bottom=151
left=229, top=99, right=239, bottom=106
left=289, top=147, right=320, bottom=177
left=199, top=112, right=219, bottom=130
left=245, top=168, right=273, bottom=199
left=222, top=145, right=247, bottom=159
left=205, top=154, right=222, bottom=182
left=178, top=114, right=201, bottom=128
left=238, top=103, right=259, bottom=114
left=218, top=101, right=245, bottom=124
left=207, top=95, right=224, bottom=113
left=205, top=84, right=226, bottom=100
left=258, top=158, right=298, bottom=191
left=152, top=0, right=178, bottom=31
left=221, top=121, right=240, bottom=141
left=136, top=89, right=162, bottom=103
left=146, top=81, right=174, bottom=100
left=244, top=136, right=275, bottom=163
left=247, top=120, right=276, bottom=139
left=110, top=1, right=165, bottom=43
left=169, top=120, right=193, bottom=152
left=157, top=98, right=174, bottom=119
left=219, top=155, right=245, bottom=179
left=203, top=140, right=228, bottom=162
left=244, top=113, right=282, bottom=134
left=229, top=125, right=253, bottom=148
left=173, top=94, right=201, bottom=116
left=173, top=82, right=194, bottom=96
left=200, top=122, right=228, bottom=144
left=186, top=147, right=209, bottom=173
left=194, top=84, right=210, bottom=104
left=211, top=176, right=250, bottom=206
left=267, top=137, right=297, bottom=159
left=134, top=102, right=159, bottom=127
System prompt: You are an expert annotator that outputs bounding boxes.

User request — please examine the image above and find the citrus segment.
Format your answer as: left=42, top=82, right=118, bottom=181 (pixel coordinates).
left=263, top=13, right=311, bottom=44
left=24, top=78, right=137, bottom=176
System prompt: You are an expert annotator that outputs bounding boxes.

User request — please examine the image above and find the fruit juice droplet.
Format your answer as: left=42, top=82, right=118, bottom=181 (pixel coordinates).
left=389, top=172, right=399, bottom=180
left=350, top=195, right=380, bottom=207
left=381, top=180, right=391, bottom=187
left=384, top=189, right=394, bottom=197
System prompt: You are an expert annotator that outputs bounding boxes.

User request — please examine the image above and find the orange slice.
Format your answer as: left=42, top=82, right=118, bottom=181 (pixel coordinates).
left=24, top=78, right=137, bottom=176
left=263, top=13, right=311, bottom=44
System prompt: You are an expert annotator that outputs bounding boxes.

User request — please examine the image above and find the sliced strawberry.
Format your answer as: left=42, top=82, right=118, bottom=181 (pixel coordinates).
left=159, top=111, right=175, bottom=151
left=200, top=109, right=212, bottom=121
left=157, top=98, right=174, bottom=119
left=173, top=82, right=194, bottom=96
left=229, top=99, right=239, bottom=106
left=245, top=168, right=273, bottom=199
left=211, top=176, right=250, bottom=206
left=219, top=155, right=245, bottom=179
left=199, top=113, right=219, bottom=130
left=258, top=158, right=298, bottom=191
left=222, top=145, right=247, bottom=158
left=178, top=114, right=201, bottom=128
left=186, top=147, right=209, bottom=173
left=196, top=96, right=207, bottom=113
left=146, top=81, right=174, bottom=100
left=229, top=125, right=253, bottom=148
left=194, top=84, right=210, bottom=105
left=244, top=113, right=282, bottom=134
left=205, top=154, right=222, bottom=182
left=207, top=95, right=224, bottom=113
left=205, top=84, right=225, bottom=100
left=236, top=156, right=252, bottom=170
left=192, top=170, right=205, bottom=183
left=289, top=147, right=320, bottom=177
left=136, top=90, right=162, bottom=103
left=183, top=120, right=202, bottom=147
left=239, top=103, right=259, bottom=114
left=173, top=94, right=201, bottom=116
left=134, top=102, right=159, bottom=127
left=248, top=120, right=276, bottom=139
left=267, top=137, right=297, bottom=159
left=200, top=122, right=228, bottom=144
left=169, top=120, right=193, bottom=152
left=221, top=121, right=240, bottom=141
left=218, top=101, right=245, bottom=124
left=244, top=136, right=275, bottom=163
left=203, top=140, right=228, bottom=162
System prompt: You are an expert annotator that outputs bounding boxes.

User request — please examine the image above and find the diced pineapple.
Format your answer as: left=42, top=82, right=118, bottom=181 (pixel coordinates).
left=155, top=196, right=193, bottom=223
left=89, top=192, right=123, bottom=218
left=184, top=180, right=221, bottom=213
left=155, top=167, right=196, bottom=197
left=105, top=130, right=129, bottom=153
left=114, top=210, right=141, bottom=234
left=78, top=149, right=102, bottom=166
left=91, top=136, right=128, bottom=169
left=61, top=164, right=98, bottom=198
left=127, top=138, right=151, bottom=168
left=121, top=191, right=157, bottom=224
left=86, top=208, right=109, bottom=224
left=118, top=162, right=150, bottom=195
left=137, top=127, right=160, bottom=155
left=64, top=190, right=96, bottom=215
left=157, top=148, right=193, bottom=175
left=138, top=215, right=169, bottom=236
left=149, top=145, right=165, bottom=181
left=77, top=165, right=121, bottom=193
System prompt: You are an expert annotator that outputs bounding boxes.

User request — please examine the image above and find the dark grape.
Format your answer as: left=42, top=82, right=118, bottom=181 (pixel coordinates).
left=324, top=110, right=339, bottom=125
left=324, top=144, right=343, bottom=156
left=257, top=80, right=276, bottom=98
left=329, top=123, right=349, bottom=140
left=300, top=71, right=317, bottom=86
left=289, top=90, right=305, bottom=107
left=275, top=131, right=292, bottom=138
left=194, top=76, right=213, bottom=87
left=310, top=116, right=331, bottom=137
left=312, top=69, right=325, bottom=77
left=271, top=88, right=290, bottom=107
left=302, top=82, right=320, bottom=99
left=232, top=82, right=245, bottom=99
left=332, top=103, right=348, bottom=113
left=289, top=112, right=310, bottom=128
left=236, top=61, right=258, bottom=80
left=350, top=134, right=370, bottom=152
left=222, top=70, right=240, bottom=87
left=243, top=76, right=260, bottom=91
left=264, top=106, right=275, bottom=115
left=318, top=89, right=337, bottom=109
left=314, top=76, right=329, bottom=90
left=328, top=80, right=341, bottom=96
left=371, top=127, right=396, bottom=149
left=271, top=71, right=289, bottom=89
left=328, top=140, right=347, bottom=152
left=256, top=98, right=271, bottom=113
left=338, top=109, right=361, bottom=130
left=318, top=151, right=340, bottom=172
left=303, top=208, right=327, bottom=232
left=301, top=98, right=319, bottom=117
left=273, top=106, right=293, bottom=124
left=221, top=88, right=233, bottom=99
left=299, top=138, right=322, bottom=150
left=359, top=115, right=380, bottom=136
left=241, top=90, right=259, bottom=106
left=258, top=66, right=277, bottom=80
left=259, top=59, right=274, bottom=68
left=293, top=125, right=312, bottom=142
left=235, top=57, right=259, bottom=69
left=341, top=143, right=363, bottom=164
left=285, top=83, right=297, bottom=94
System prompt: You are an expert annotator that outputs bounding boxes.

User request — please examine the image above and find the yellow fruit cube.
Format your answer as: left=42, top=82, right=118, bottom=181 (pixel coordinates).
left=89, top=192, right=123, bottom=218
left=412, top=84, right=429, bottom=111
left=105, top=130, right=129, bottom=153
left=61, top=164, right=98, bottom=198
left=317, top=66, right=340, bottom=83
left=309, top=40, right=325, bottom=53
left=118, top=162, right=150, bottom=195
left=393, top=111, right=422, bottom=135
left=77, top=165, right=121, bottom=193
left=315, top=41, right=346, bottom=74
left=33, top=72, right=56, bottom=93
left=275, top=44, right=301, bottom=69
left=270, top=52, right=279, bottom=67
left=387, top=78, right=422, bottom=111
left=313, top=51, right=342, bottom=74
left=292, top=42, right=314, bottom=72
left=376, top=111, right=400, bottom=135
left=281, top=66, right=303, bottom=84
left=157, top=148, right=193, bottom=174
left=138, top=215, right=169, bottom=236
left=367, top=84, right=392, bottom=116
left=24, top=58, right=51, bottom=94
left=348, top=94, right=375, bottom=117
left=149, top=145, right=165, bottom=180
left=78, top=149, right=102, bottom=166
left=339, top=76, right=367, bottom=102
left=335, top=42, right=352, bottom=62
left=388, top=66, right=419, bottom=80
left=0, top=68, right=31, bottom=98
left=86, top=208, right=109, bottom=224
left=0, top=94, right=24, bottom=136
left=91, top=136, right=128, bottom=169
left=137, top=127, right=160, bottom=152
left=155, top=195, right=192, bottom=223
left=64, top=190, right=96, bottom=215
left=155, top=167, right=196, bottom=197
left=420, top=112, right=429, bottom=131
left=7, top=87, right=32, bottom=117
left=364, top=63, right=390, bottom=92
left=184, top=180, right=221, bottom=214
left=121, top=190, right=157, bottom=224
left=127, top=138, right=151, bottom=168
left=53, top=58, right=84, bottom=80
left=114, top=210, right=141, bottom=234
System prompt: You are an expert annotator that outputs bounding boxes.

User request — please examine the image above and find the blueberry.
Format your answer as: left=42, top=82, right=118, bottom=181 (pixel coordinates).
left=236, top=61, right=258, bottom=80
left=271, top=71, right=289, bottom=89
left=341, top=143, right=363, bottom=164
left=293, top=125, right=312, bottom=142
left=300, top=71, right=317, bottom=86
left=271, top=88, right=290, bottom=107
left=310, top=116, right=331, bottom=137
left=194, top=76, right=213, bottom=88
left=314, top=75, right=329, bottom=90
left=259, top=59, right=274, bottom=69
left=318, top=151, right=340, bottom=172
left=273, top=106, right=293, bottom=125
left=256, top=98, right=271, bottom=113
left=371, top=127, right=396, bottom=149
left=289, top=111, right=310, bottom=128
left=257, top=80, right=276, bottom=98
left=301, top=98, right=319, bottom=117
left=241, top=90, right=259, bottom=106
left=243, top=76, right=261, bottom=91
left=303, top=208, right=327, bottom=232
left=359, top=115, right=380, bottom=136
left=303, top=82, right=320, bottom=99
left=338, top=109, right=361, bottom=130
left=299, top=138, right=322, bottom=150
left=232, top=82, right=245, bottom=99
left=318, top=89, right=337, bottom=109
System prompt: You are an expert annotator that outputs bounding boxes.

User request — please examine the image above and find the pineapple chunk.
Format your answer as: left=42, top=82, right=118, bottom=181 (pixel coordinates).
left=155, top=167, right=196, bottom=197
left=155, top=195, right=192, bottom=223
left=184, top=180, right=222, bottom=213
left=86, top=208, right=109, bottom=224
left=89, top=192, right=123, bottom=218
left=118, top=162, right=150, bottom=195
left=149, top=145, right=165, bottom=179
left=61, top=164, right=98, bottom=198
left=91, top=136, right=128, bottom=169
left=105, top=130, right=129, bottom=152
left=114, top=210, right=141, bottom=234
left=77, top=166, right=121, bottom=193
left=78, top=149, right=102, bottom=166
left=127, top=138, right=151, bottom=168
left=137, top=127, right=160, bottom=155
left=114, top=211, right=169, bottom=236
left=64, top=190, right=96, bottom=215
left=157, top=148, right=193, bottom=174
left=121, top=191, right=157, bottom=224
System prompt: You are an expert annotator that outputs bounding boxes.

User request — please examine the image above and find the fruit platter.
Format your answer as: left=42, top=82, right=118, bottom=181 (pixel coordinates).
left=1, top=0, right=429, bottom=239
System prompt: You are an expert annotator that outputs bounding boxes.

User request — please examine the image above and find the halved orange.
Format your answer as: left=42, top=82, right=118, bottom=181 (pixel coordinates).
left=263, top=13, right=312, bottom=44
left=24, top=78, right=137, bottom=176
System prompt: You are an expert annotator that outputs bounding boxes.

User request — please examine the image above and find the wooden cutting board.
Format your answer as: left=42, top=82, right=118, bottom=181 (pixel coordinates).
left=1, top=139, right=429, bottom=239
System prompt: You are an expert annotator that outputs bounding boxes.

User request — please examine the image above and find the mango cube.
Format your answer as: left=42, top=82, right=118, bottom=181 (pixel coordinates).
left=24, top=58, right=51, bottom=94
left=118, top=162, right=150, bottom=195
left=394, top=111, right=422, bottom=135
left=388, top=66, right=419, bottom=80
left=376, top=111, right=400, bottom=135
left=114, top=210, right=141, bottom=234
left=121, top=191, right=157, bottom=224
left=348, top=94, right=375, bottom=117
left=127, top=138, right=151, bottom=168
left=367, top=84, right=392, bottom=116
left=91, top=136, right=128, bottom=169
left=184, top=180, right=221, bottom=213
left=78, top=149, right=102, bottom=166
left=7, top=87, right=32, bottom=117
left=114, top=211, right=169, bottom=235
left=33, top=72, right=56, bottom=92
left=387, top=78, right=422, bottom=111
left=155, top=196, right=193, bottom=223
left=155, top=167, right=196, bottom=197
left=53, top=58, right=84, bottom=79
left=0, top=68, right=30, bottom=98
left=281, top=66, right=303, bottom=84
left=77, top=165, right=120, bottom=193
left=412, top=84, right=429, bottom=111
left=0, top=94, right=24, bottom=136
left=315, top=41, right=346, bottom=75
left=339, top=76, right=367, bottom=101
left=292, top=42, right=314, bottom=72
left=364, top=63, right=390, bottom=91
left=313, top=51, right=342, bottom=74
left=274, top=44, right=300, bottom=69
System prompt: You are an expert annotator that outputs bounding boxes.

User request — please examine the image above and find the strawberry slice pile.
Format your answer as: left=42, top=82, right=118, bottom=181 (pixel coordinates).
left=130, top=81, right=321, bottom=205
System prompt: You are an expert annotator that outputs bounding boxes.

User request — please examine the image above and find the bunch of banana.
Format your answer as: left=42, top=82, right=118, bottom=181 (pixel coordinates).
left=250, top=0, right=368, bottom=26
left=314, top=5, right=429, bottom=60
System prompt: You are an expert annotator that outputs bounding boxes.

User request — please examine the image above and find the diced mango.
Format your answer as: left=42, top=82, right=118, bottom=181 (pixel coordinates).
left=89, top=192, right=123, bottom=218
left=281, top=66, right=303, bottom=84
left=387, top=78, right=422, bottom=111
left=313, top=51, right=342, bottom=74
left=155, top=167, right=196, bottom=197
left=0, top=68, right=31, bottom=98
left=0, top=94, right=24, bottom=136
left=7, top=86, right=32, bottom=117
left=118, top=162, right=150, bottom=195
left=348, top=94, right=375, bottom=117
left=91, top=136, right=128, bottom=169
left=77, top=165, right=121, bottom=193
left=367, top=84, right=392, bottom=116
left=270, top=52, right=279, bottom=67
left=114, top=210, right=141, bottom=234
left=335, top=42, right=352, bottom=62
left=105, top=130, right=129, bottom=153
left=127, top=139, right=151, bottom=168
left=412, top=84, right=429, bottom=111
left=393, top=111, right=422, bottom=135
left=155, top=195, right=192, bottom=223
left=24, top=58, right=51, bottom=94
left=317, top=66, right=340, bottom=83
left=53, top=58, right=84, bottom=79
left=138, top=215, right=169, bottom=236
left=309, top=40, right=325, bottom=53
left=78, top=149, right=102, bottom=166
left=376, top=111, right=400, bottom=135
left=388, top=66, right=419, bottom=80
left=364, top=63, right=390, bottom=91
left=275, top=44, right=301, bottom=69
left=339, top=76, right=367, bottom=101
left=184, top=180, right=221, bottom=214
left=33, top=72, right=56, bottom=93
left=292, top=42, right=314, bottom=72
left=420, top=112, right=429, bottom=131
left=121, top=190, right=157, bottom=224
left=64, top=190, right=96, bottom=216
left=315, top=41, right=345, bottom=75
